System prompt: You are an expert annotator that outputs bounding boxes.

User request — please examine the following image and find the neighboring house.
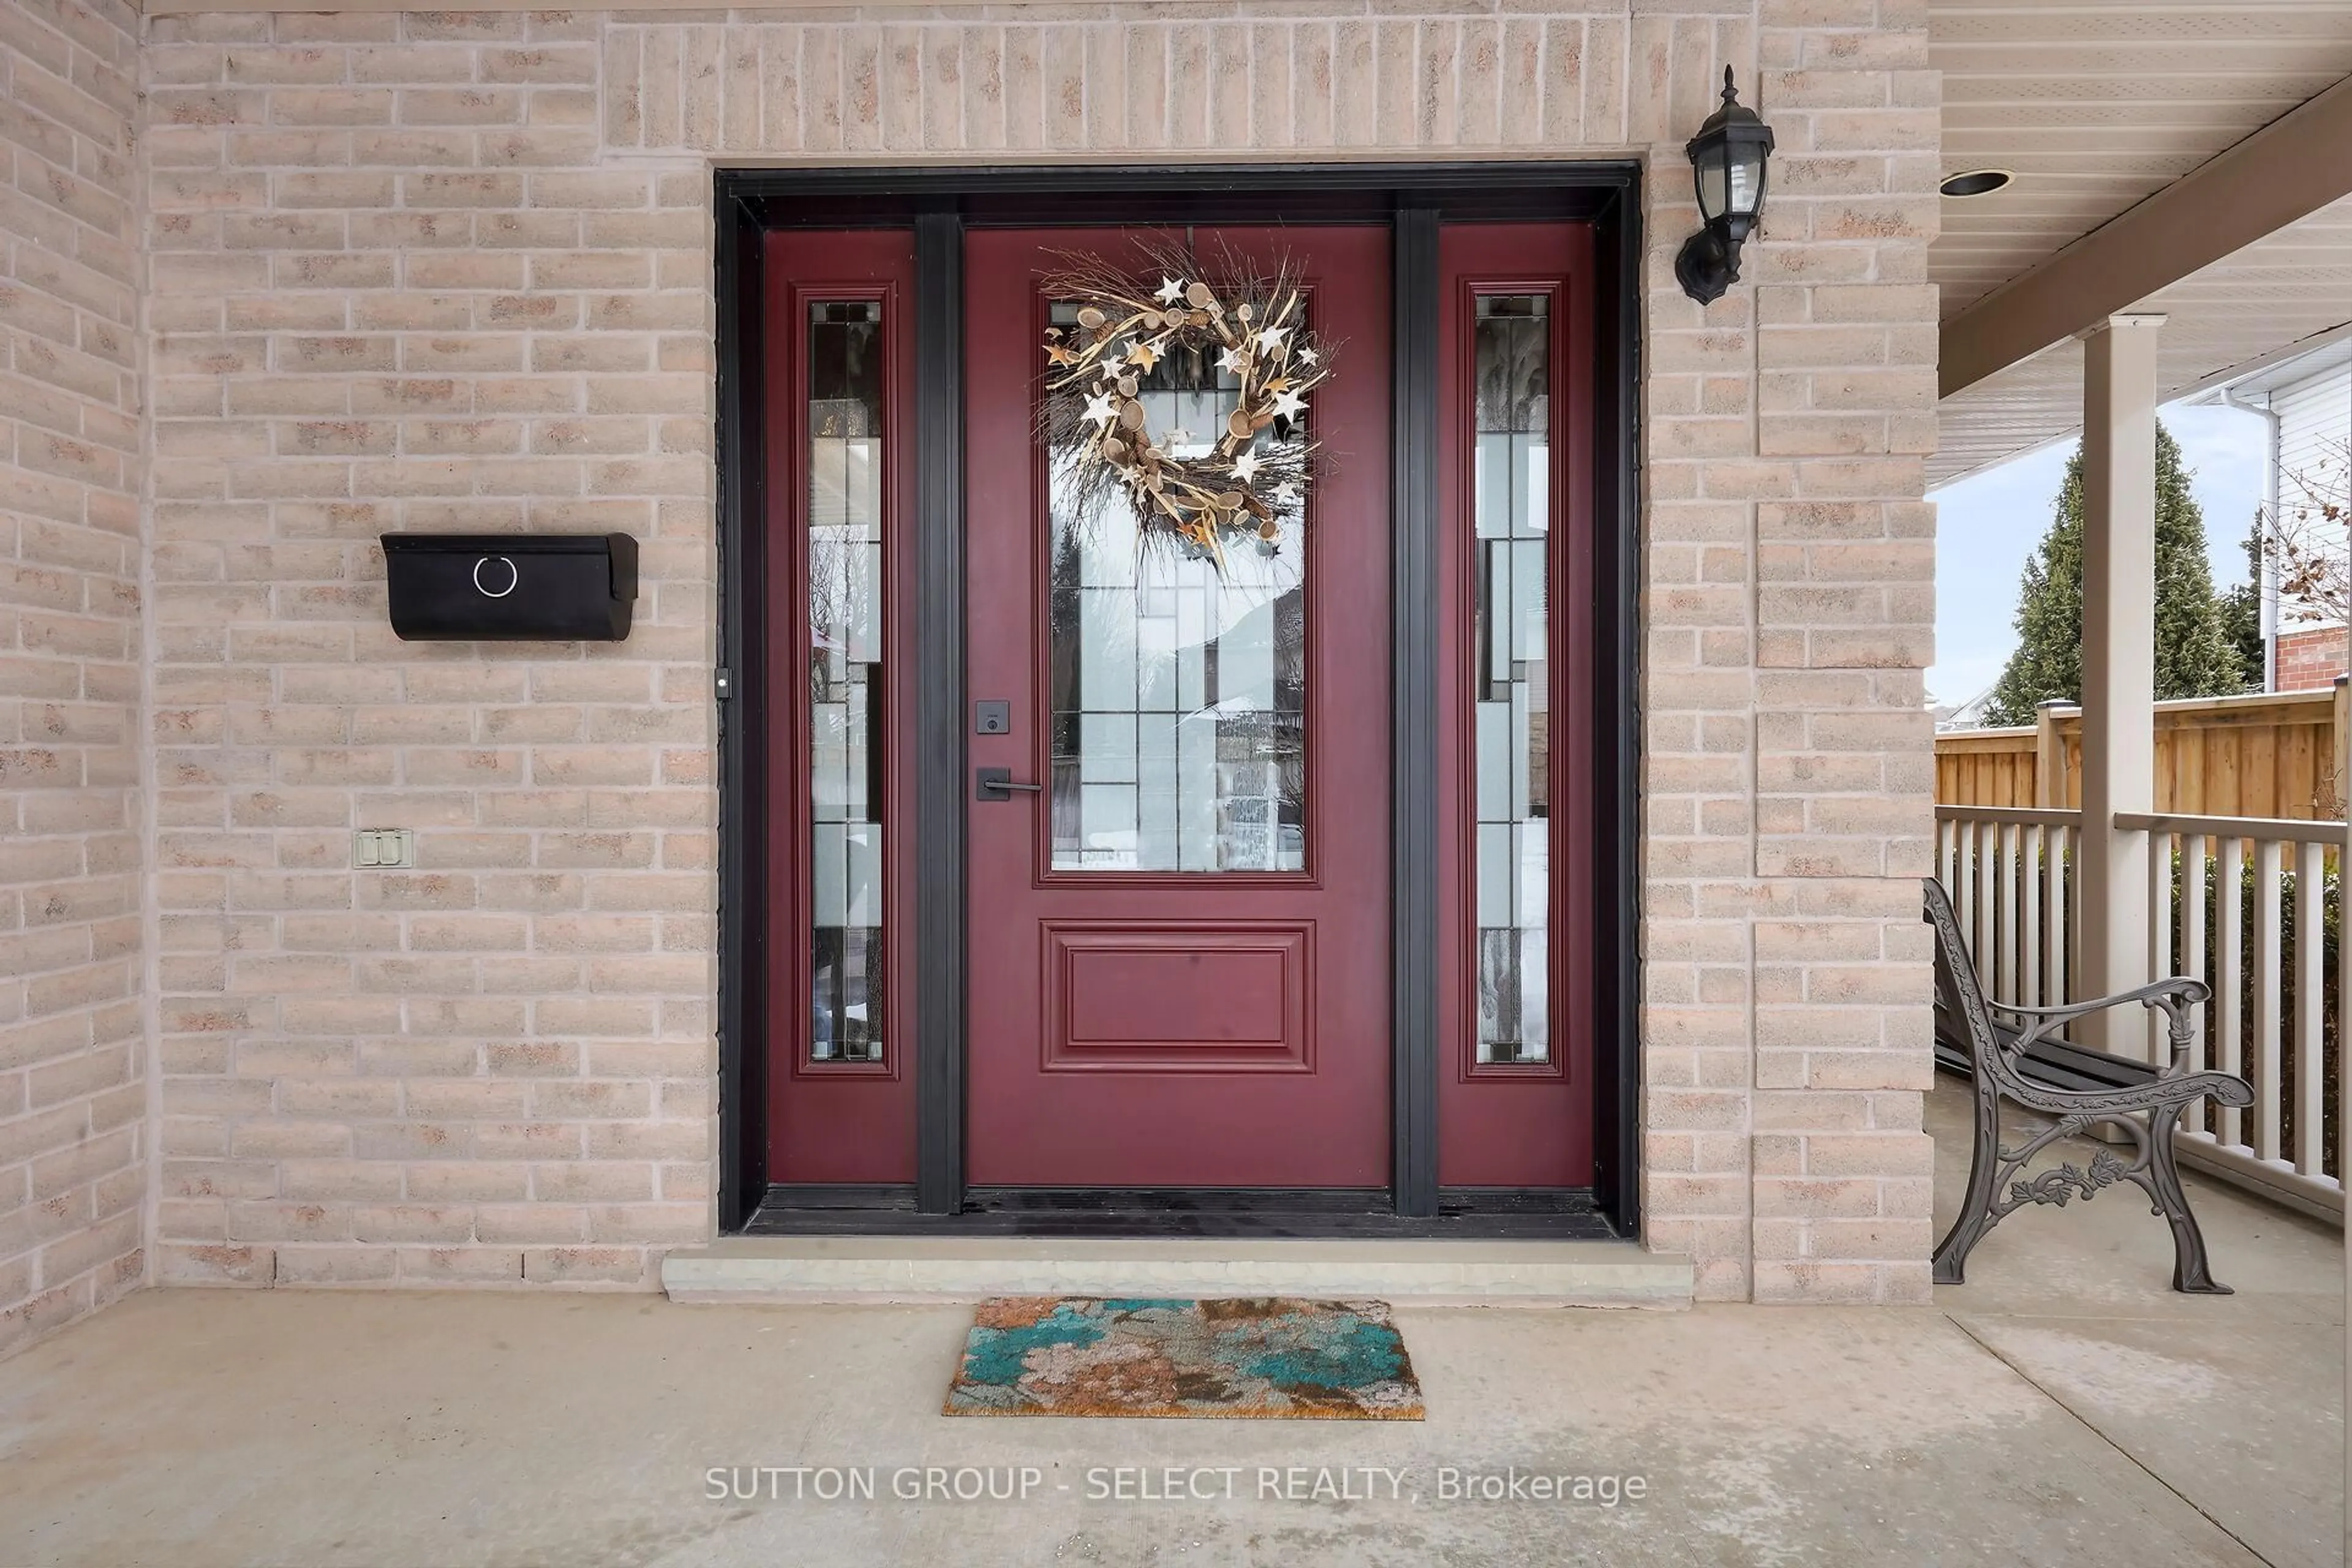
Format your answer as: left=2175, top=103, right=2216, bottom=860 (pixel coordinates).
left=2194, top=339, right=2352, bottom=691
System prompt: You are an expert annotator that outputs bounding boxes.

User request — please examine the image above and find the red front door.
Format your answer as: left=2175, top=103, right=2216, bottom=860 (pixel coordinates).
left=963, top=227, right=1393, bottom=1189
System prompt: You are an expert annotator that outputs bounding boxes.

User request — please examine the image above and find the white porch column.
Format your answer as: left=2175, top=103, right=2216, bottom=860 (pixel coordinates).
left=2341, top=687, right=2351, bottom=1566
left=2076, top=314, right=2165, bottom=1056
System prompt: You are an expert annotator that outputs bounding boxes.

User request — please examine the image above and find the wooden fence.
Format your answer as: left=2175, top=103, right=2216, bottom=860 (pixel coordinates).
left=1935, top=685, right=2350, bottom=820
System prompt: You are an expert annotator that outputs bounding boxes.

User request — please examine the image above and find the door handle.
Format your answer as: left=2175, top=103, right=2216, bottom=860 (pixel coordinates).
left=975, top=767, right=1044, bottom=802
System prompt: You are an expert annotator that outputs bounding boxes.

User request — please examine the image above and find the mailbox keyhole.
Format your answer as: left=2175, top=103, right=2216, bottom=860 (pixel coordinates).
left=472, top=556, right=519, bottom=598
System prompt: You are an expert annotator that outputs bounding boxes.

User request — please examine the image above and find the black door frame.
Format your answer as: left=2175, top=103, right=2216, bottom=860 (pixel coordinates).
left=715, top=163, right=1644, bottom=1238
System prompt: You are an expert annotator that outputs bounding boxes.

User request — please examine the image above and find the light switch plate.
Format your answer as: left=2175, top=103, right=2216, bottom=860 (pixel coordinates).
left=355, top=828, right=415, bottom=869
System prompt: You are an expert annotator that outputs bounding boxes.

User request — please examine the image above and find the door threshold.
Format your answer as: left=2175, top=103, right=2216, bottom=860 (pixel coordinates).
left=741, top=1185, right=1610, bottom=1240
left=662, top=1234, right=1691, bottom=1309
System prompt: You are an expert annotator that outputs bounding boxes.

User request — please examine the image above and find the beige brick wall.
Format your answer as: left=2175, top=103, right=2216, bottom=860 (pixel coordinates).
left=0, top=0, right=148, bottom=1357
left=1643, top=2, right=1940, bottom=1302
left=127, top=0, right=1936, bottom=1306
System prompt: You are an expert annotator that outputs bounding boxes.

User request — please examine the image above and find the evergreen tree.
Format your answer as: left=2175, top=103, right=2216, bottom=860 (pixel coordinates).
left=2216, top=517, right=2265, bottom=692
left=1982, top=451, right=2086, bottom=726
left=2152, top=424, right=2248, bottom=698
left=1981, top=424, right=2251, bottom=725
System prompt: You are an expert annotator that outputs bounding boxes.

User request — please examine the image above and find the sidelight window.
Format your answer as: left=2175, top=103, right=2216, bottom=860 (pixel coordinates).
left=1471, top=294, right=1551, bottom=1066
left=807, top=300, right=886, bottom=1065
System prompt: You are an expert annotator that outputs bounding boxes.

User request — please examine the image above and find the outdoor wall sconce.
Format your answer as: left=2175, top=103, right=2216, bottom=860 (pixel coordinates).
left=1676, top=67, right=1776, bottom=306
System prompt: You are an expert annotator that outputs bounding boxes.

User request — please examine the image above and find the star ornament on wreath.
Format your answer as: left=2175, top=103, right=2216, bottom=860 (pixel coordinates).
left=1039, top=250, right=1333, bottom=567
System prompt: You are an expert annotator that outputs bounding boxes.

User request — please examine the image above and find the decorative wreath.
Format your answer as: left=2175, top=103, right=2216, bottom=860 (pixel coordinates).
left=1039, top=247, right=1332, bottom=565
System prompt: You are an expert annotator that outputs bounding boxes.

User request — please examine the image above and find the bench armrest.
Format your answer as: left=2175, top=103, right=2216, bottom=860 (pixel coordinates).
left=1983, top=976, right=2212, bottom=1022
left=1985, top=977, right=2212, bottom=1075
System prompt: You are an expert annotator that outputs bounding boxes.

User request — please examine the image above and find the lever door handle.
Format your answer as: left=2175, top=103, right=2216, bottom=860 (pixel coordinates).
left=974, top=767, right=1044, bottom=802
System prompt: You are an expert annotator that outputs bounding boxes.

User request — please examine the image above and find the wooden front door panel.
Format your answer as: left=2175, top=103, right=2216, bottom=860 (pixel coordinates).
left=963, top=227, right=1393, bottom=1189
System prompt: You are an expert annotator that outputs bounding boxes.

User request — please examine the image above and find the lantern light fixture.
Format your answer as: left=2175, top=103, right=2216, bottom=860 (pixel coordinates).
left=1676, top=66, right=1776, bottom=306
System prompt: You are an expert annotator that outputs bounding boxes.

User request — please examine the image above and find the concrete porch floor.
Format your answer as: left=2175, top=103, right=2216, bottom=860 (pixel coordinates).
left=0, top=1079, right=2340, bottom=1568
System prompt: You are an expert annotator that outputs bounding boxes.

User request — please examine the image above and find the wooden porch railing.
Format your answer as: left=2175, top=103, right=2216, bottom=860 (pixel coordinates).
left=1936, top=803, right=2346, bottom=1225
left=1935, top=684, right=2350, bottom=821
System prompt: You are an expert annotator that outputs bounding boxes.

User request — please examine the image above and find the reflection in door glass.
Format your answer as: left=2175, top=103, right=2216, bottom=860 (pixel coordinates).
left=1473, top=295, right=1550, bottom=1065
left=808, top=300, right=884, bottom=1063
left=1045, top=301, right=1306, bottom=872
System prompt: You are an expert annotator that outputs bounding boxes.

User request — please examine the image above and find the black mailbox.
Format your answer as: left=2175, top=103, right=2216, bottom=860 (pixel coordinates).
left=382, top=533, right=638, bottom=642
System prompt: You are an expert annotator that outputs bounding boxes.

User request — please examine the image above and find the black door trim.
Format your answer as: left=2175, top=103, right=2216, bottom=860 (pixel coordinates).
left=712, top=188, right=764, bottom=1233
left=1594, top=188, right=1645, bottom=1237
left=911, top=209, right=967, bottom=1216
left=713, top=162, right=1645, bottom=1240
left=1390, top=205, right=1442, bottom=1219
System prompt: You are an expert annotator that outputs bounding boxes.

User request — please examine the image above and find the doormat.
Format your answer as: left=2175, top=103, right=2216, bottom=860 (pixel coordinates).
left=943, top=1297, right=1423, bottom=1420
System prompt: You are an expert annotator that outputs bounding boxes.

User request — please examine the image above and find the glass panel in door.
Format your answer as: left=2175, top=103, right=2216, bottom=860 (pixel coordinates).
left=807, top=300, right=884, bottom=1064
left=1042, top=301, right=1308, bottom=873
left=1472, top=293, right=1550, bottom=1065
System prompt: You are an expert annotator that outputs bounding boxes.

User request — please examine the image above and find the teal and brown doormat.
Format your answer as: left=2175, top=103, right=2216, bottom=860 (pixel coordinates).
left=943, top=1297, right=1424, bottom=1420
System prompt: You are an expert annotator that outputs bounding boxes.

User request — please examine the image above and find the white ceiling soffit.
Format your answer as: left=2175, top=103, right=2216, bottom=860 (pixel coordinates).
left=1931, top=2, right=2352, bottom=318
left=1931, top=192, right=2352, bottom=486
left=1928, top=2, right=2352, bottom=487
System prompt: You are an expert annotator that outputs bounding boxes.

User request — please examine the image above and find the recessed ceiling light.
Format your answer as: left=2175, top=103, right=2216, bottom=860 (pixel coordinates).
left=1940, top=169, right=2014, bottom=199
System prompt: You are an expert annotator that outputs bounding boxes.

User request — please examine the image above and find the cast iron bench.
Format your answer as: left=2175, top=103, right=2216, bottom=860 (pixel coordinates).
left=1924, top=878, right=2254, bottom=1294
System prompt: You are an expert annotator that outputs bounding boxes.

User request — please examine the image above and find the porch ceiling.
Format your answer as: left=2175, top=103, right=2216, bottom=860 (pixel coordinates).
left=1926, top=1, right=2352, bottom=486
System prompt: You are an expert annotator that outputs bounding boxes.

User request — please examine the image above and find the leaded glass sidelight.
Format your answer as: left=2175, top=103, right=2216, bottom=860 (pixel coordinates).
left=1043, top=301, right=1308, bottom=873
left=807, top=301, right=884, bottom=1064
left=1472, top=295, right=1550, bottom=1065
